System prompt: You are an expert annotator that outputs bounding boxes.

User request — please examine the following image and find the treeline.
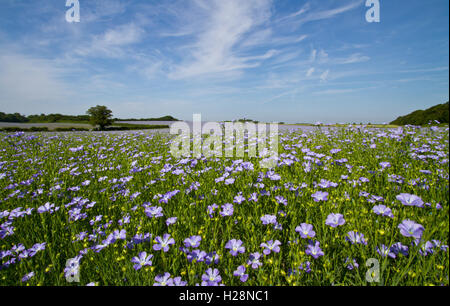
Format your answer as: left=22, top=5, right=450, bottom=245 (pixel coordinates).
left=114, top=115, right=179, bottom=121
left=0, top=112, right=29, bottom=123
left=28, top=114, right=90, bottom=123
left=224, top=118, right=260, bottom=123
left=0, top=112, right=179, bottom=123
left=0, top=112, right=90, bottom=123
left=93, top=125, right=169, bottom=131
left=390, top=101, right=449, bottom=125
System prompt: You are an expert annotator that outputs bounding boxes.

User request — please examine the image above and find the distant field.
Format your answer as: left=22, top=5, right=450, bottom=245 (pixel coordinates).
left=281, top=123, right=401, bottom=128
left=2, top=121, right=446, bottom=133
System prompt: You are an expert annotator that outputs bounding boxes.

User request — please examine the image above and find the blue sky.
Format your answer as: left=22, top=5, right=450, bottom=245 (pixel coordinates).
left=0, top=0, right=448, bottom=123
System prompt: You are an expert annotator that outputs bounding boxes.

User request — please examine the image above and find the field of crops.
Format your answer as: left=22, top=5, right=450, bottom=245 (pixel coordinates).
left=0, top=125, right=448, bottom=286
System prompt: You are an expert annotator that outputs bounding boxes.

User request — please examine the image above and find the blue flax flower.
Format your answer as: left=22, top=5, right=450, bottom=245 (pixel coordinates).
left=346, top=231, right=367, bottom=245
left=305, top=241, right=324, bottom=259
left=233, top=265, right=248, bottom=282
left=260, top=240, right=281, bottom=255
left=220, top=203, right=234, bottom=217
left=184, top=235, right=202, bottom=248
left=372, top=205, right=394, bottom=218
left=247, top=252, right=263, bottom=269
left=325, top=213, right=346, bottom=228
left=396, top=193, right=424, bottom=207
left=225, top=239, right=245, bottom=256
left=131, top=252, right=153, bottom=270
left=398, top=219, right=424, bottom=239
left=154, top=272, right=174, bottom=286
left=153, top=234, right=175, bottom=252
left=311, top=191, right=328, bottom=202
left=201, top=268, right=222, bottom=286
left=295, top=223, right=316, bottom=239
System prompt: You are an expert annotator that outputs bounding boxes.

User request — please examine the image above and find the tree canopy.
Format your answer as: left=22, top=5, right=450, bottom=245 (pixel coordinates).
left=390, top=102, right=449, bottom=125
left=86, top=105, right=114, bottom=130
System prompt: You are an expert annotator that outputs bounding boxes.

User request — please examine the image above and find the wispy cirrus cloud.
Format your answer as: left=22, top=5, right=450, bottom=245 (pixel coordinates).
left=74, top=23, right=145, bottom=58
left=300, top=0, right=363, bottom=24
left=320, top=70, right=330, bottom=82
left=397, top=66, right=449, bottom=73
left=334, top=53, right=370, bottom=65
left=313, top=86, right=377, bottom=95
left=276, top=0, right=363, bottom=30
left=306, top=67, right=315, bottom=77
left=168, top=0, right=274, bottom=79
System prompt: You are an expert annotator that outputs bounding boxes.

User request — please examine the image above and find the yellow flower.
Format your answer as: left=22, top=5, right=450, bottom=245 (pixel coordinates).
left=286, top=275, right=294, bottom=284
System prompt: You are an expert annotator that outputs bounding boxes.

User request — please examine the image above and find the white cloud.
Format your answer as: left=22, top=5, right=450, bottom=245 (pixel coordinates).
left=277, top=3, right=311, bottom=22
left=272, top=34, right=308, bottom=46
left=168, top=0, right=273, bottom=79
left=313, top=87, right=375, bottom=95
left=335, top=53, right=370, bottom=64
left=102, top=24, right=143, bottom=46
left=306, top=67, right=315, bottom=77
left=319, top=50, right=329, bottom=63
left=310, top=49, right=317, bottom=62
left=302, top=1, right=363, bottom=23
left=398, top=66, right=449, bottom=73
left=239, top=29, right=273, bottom=48
left=74, top=23, right=145, bottom=58
left=310, top=49, right=328, bottom=63
left=279, top=0, right=363, bottom=30
left=270, top=51, right=303, bottom=66
left=320, top=70, right=330, bottom=82
left=142, top=62, right=164, bottom=80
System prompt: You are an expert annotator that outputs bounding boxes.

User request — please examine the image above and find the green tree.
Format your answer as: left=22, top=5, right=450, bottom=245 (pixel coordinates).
left=86, top=105, right=114, bottom=130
